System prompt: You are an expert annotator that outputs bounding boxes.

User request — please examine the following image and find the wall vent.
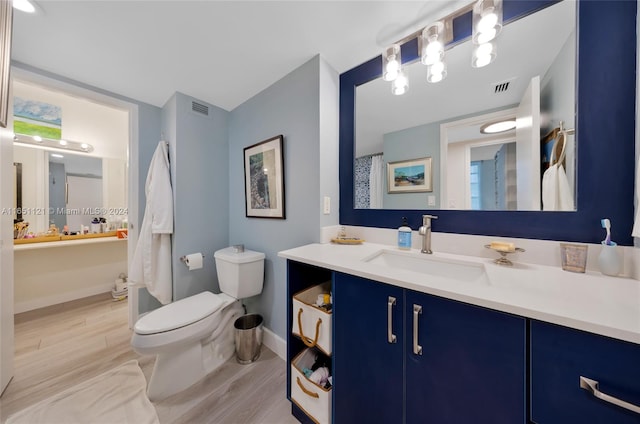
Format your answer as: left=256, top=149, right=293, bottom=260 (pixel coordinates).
left=191, top=101, right=209, bottom=116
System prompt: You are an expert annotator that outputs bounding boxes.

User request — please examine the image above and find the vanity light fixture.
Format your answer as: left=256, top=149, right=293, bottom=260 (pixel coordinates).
left=480, top=118, right=516, bottom=134
left=471, top=0, right=502, bottom=68
left=472, top=0, right=503, bottom=45
left=421, top=22, right=448, bottom=83
left=383, top=44, right=401, bottom=82
left=13, top=133, right=95, bottom=153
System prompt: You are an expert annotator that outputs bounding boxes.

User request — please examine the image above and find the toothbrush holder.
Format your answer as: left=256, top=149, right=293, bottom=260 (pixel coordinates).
left=598, top=242, right=622, bottom=277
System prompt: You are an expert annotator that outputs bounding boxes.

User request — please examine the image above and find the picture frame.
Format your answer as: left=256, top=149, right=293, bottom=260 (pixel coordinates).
left=244, top=135, right=285, bottom=219
left=0, top=1, right=13, bottom=128
left=387, top=157, right=433, bottom=193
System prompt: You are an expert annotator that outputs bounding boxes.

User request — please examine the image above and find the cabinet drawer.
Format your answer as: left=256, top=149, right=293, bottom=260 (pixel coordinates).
left=531, top=321, right=640, bottom=423
left=292, top=281, right=332, bottom=355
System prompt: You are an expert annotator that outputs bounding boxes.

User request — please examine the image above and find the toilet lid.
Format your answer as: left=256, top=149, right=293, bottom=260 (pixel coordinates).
left=134, top=291, right=225, bottom=335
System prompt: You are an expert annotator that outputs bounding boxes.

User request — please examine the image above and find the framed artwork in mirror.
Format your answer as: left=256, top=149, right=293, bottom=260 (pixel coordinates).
left=387, top=157, right=432, bottom=194
left=244, top=135, right=286, bottom=219
left=0, top=0, right=12, bottom=128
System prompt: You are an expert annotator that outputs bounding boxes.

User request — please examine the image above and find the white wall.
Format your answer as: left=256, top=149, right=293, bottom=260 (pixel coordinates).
left=13, top=80, right=128, bottom=160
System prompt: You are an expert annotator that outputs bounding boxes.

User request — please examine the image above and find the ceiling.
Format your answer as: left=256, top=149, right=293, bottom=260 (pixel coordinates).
left=11, top=1, right=471, bottom=111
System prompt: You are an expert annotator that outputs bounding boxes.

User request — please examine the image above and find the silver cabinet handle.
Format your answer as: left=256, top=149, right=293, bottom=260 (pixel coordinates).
left=387, top=296, right=397, bottom=344
left=580, top=376, right=640, bottom=414
left=413, top=304, right=422, bottom=355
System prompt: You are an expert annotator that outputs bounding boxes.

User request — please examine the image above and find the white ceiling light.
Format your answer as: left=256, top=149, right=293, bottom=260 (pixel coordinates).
left=472, top=0, right=503, bottom=44
left=12, top=0, right=36, bottom=13
left=472, top=0, right=502, bottom=68
left=383, top=44, right=401, bottom=82
left=480, top=119, right=516, bottom=134
left=391, top=70, right=408, bottom=96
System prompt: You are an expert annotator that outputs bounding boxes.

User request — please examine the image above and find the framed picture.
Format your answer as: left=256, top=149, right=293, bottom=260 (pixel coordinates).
left=387, top=157, right=433, bottom=193
left=0, top=1, right=13, bottom=128
left=244, top=135, right=286, bottom=219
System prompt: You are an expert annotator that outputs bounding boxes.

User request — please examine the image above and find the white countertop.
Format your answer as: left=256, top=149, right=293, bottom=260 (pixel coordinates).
left=14, top=236, right=125, bottom=251
left=279, top=242, right=640, bottom=345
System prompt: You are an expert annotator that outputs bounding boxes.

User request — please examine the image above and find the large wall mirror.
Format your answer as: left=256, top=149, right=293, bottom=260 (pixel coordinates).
left=14, top=144, right=127, bottom=236
left=355, top=1, right=575, bottom=212
left=340, top=0, right=636, bottom=245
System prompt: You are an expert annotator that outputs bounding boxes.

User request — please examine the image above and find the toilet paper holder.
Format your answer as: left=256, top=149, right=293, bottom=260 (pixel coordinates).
left=180, top=254, right=205, bottom=263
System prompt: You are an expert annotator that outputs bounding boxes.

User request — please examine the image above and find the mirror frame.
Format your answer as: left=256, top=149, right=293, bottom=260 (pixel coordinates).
left=340, top=0, right=636, bottom=246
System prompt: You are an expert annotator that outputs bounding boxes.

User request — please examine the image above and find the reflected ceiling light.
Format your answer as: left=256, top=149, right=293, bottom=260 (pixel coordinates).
left=391, top=70, right=409, bottom=95
left=12, top=0, right=36, bottom=13
left=421, top=21, right=448, bottom=84
left=420, top=22, right=445, bottom=66
left=13, top=134, right=94, bottom=153
left=471, top=40, right=497, bottom=68
left=480, top=119, right=516, bottom=134
left=383, top=44, right=401, bottom=82
left=50, top=153, right=64, bottom=159
left=472, top=0, right=503, bottom=44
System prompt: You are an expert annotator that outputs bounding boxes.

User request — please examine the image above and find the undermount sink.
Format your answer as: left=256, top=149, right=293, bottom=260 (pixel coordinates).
left=363, top=249, right=487, bottom=283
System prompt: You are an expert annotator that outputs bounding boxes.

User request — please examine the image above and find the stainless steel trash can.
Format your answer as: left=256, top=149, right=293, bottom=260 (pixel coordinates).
left=234, top=314, right=263, bottom=364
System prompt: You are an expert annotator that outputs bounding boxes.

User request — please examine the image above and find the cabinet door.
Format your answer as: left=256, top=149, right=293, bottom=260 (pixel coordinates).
left=333, top=273, right=404, bottom=424
left=405, top=290, right=526, bottom=424
left=531, top=321, right=640, bottom=424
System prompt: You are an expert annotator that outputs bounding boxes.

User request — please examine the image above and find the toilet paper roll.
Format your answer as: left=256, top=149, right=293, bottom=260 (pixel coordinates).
left=184, top=253, right=204, bottom=270
left=115, top=281, right=128, bottom=292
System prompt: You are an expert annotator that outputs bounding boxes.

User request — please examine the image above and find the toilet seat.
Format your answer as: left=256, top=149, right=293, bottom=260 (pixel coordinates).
left=134, top=291, right=225, bottom=335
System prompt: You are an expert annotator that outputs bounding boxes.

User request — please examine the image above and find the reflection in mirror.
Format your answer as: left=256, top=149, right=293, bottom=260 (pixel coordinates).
left=14, top=144, right=127, bottom=236
left=355, top=0, right=575, bottom=211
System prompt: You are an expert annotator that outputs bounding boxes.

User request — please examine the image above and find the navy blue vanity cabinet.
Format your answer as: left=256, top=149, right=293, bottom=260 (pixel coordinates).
left=530, top=321, right=640, bottom=424
left=333, top=272, right=527, bottom=424
left=405, top=290, right=526, bottom=424
left=333, top=272, right=404, bottom=424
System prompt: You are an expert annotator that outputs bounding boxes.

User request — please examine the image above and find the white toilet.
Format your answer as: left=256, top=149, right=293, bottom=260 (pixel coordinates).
left=131, top=246, right=265, bottom=401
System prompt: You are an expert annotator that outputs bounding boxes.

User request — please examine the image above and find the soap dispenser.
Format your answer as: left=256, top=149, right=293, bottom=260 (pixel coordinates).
left=398, top=217, right=412, bottom=250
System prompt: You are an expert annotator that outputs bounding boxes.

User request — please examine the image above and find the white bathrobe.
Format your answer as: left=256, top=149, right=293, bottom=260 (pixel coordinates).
left=129, top=141, right=173, bottom=305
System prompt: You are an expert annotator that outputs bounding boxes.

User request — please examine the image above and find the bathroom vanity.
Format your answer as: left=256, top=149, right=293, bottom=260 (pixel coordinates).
left=280, top=242, right=640, bottom=424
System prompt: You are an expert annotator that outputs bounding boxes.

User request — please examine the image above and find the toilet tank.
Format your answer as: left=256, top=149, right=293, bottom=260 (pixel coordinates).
left=214, top=247, right=265, bottom=299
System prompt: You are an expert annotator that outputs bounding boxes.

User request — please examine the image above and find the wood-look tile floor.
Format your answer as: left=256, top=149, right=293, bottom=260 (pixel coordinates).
left=0, top=293, right=298, bottom=424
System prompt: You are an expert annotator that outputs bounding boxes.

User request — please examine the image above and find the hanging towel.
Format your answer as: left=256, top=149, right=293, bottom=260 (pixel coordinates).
left=129, top=141, right=173, bottom=305
left=542, top=131, right=574, bottom=211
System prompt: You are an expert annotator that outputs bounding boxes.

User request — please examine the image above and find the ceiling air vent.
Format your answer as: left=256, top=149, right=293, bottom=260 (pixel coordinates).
left=491, top=77, right=515, bottom=95
left=191, top=101, right=209, bottom=116
left=493, top=81, right=510, bottom=94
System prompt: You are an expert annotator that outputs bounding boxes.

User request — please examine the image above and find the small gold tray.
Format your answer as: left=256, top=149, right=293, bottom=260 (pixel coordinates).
left=331, top=237, right=364, bottom=245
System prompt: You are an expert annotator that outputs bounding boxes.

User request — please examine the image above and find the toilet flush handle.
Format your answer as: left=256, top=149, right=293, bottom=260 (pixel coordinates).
left=233, top=244, right=245, bottom=253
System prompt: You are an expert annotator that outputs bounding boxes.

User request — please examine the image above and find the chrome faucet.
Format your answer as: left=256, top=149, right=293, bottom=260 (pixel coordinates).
left=418, top=215, right=438, bottom=254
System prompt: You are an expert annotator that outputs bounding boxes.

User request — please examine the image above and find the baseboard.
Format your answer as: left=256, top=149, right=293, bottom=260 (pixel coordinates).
left=262, top=326, right=286, bottom=360
left=14, top=283, right=114, bottom=314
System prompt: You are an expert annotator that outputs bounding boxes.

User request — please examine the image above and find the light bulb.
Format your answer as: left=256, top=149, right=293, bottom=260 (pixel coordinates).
left=476, top=28, right=497, bottom=44
left=477, top=10, right=498, bottom=33
left=392, top=71, right=408, bottom=95
left=383, top=45, right=401, bottom=82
